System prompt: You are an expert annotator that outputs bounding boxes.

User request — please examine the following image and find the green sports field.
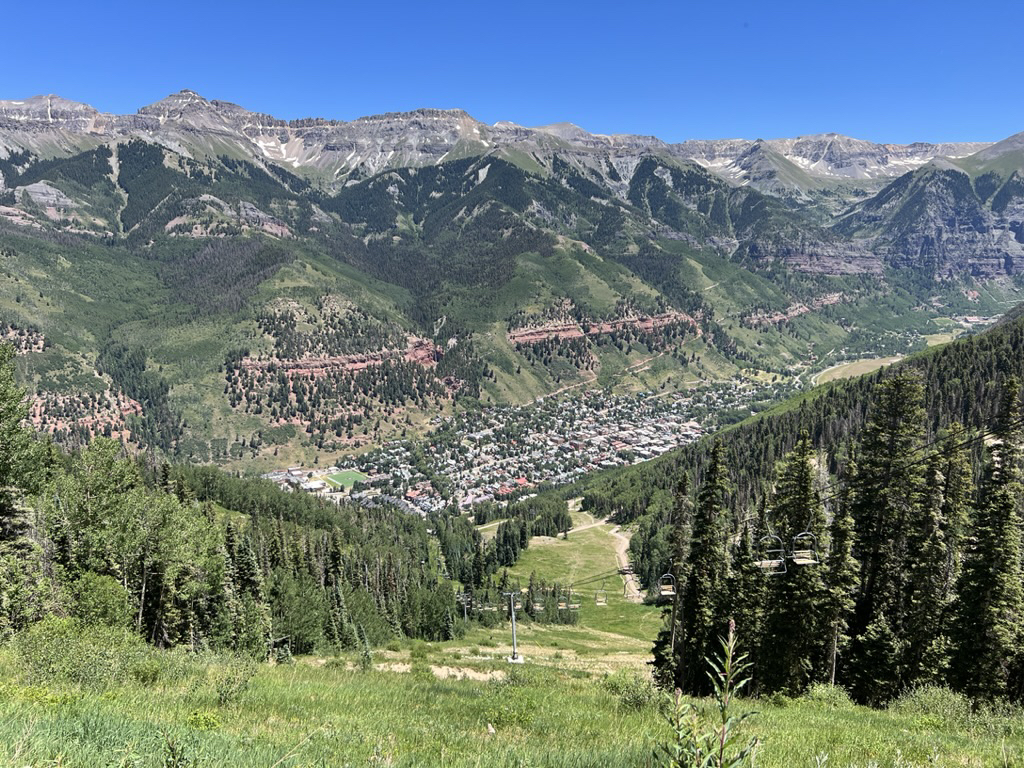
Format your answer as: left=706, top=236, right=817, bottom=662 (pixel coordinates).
left=325, top=469, right=369, bottom=490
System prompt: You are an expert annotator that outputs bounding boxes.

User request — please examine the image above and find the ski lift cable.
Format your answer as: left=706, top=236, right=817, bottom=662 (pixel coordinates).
left=734, top=416, right=1024, bottom=518
left=814, top=415, right=1024, bottom=509
left=735, top=418, right=1024, bottom=545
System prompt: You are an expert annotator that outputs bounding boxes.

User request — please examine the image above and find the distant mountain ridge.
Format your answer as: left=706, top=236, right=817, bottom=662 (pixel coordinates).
left=0, top=90, right=992, bottom=192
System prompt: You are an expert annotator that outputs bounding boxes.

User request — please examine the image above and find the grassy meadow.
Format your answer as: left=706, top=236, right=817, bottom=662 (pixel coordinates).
left=3, top=633, right=1023, bottom=767
left=813, top=356, right=903, bottom=385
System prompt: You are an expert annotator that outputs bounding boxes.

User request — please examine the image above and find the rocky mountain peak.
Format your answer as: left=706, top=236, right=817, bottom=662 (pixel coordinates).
left=138, top=89, right=216, bottom=118
left=674, top=133, right=994, bottom=189
left=533, top=122, right=592, bottom=141
left=0, top=94, right=100, bottom=122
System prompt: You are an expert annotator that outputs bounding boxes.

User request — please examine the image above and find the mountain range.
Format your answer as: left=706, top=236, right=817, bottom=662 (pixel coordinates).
left=0, top=90, right=1022, bottom=465
left=0, top=90, right=991, bottom=186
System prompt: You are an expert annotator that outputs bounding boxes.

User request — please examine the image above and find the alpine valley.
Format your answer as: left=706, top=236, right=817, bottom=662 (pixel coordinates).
left=8, top=85, right=1024, bottom=767
left=1, top=89, right=1023, bottom=474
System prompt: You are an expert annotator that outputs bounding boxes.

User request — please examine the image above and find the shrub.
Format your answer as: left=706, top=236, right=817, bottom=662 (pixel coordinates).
left=495, top=664, right=536, bottom=689
left=133, top=658, right=163, bottom=686
left=762, top=691, right=791, bottom=708
left=602, top=670, right=657, bottom=710
left=803, top=683, right=855, bottom=709
left=409, top=641, right=429, bottom=660
left=213, top=657, right=258, bottom=706
left=14, top=617, right=154, bottom=690
left=71, top=572, right=132, bottom=628
left=410, top=661, right=434, bottom=681
left=185, top=710, right=221, bottom=731
left=486, top=697, right=536, bottom=729
left=889, top=685, right=971, bottom=727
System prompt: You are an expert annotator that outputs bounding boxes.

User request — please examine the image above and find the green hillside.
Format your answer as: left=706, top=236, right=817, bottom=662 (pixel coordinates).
left=3, top=137, right=1019, bottom=467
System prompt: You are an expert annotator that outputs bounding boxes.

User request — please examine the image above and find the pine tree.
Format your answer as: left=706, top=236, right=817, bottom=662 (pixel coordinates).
left=848, top=371, right=926, bottom=704
left=680, top=443, right=731, bottom=695
left=651, top=475, right=691, bottom=690
left=952, top=378, right=1023, bottom=699
left=903, top=454, right=954, bottom=686
left=938, top=423, right=973, bottom=596
left=725, top=517, right=768, bottom=693
left=759, top=433, right=828, bottom=694
left=824, top=453, right=859, bottom=688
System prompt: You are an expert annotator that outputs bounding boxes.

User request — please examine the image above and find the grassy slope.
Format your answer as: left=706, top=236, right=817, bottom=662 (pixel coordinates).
left=2, top=645, right=1021, bottom=766
left=6, top=461, right=1022, bottom=766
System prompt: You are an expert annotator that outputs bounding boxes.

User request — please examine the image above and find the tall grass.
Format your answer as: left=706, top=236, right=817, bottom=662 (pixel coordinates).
left=0, top=631, right=1021, bottom=766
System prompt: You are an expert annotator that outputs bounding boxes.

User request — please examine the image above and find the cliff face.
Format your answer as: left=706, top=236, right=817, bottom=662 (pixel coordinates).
left=836, top=160, right=1024, bottom=278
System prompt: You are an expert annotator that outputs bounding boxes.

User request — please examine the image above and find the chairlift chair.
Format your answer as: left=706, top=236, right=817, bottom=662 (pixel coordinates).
left=658, top=573, right=677, bottom=598
left=567, top=586, right=581, bottom=611
left=557, top=596, right=569, bottom=610
left=790, top=532, right=820, bottom=566
left=754, top=534, right=787, bottom=575
left=532, top=601, right=545, bottom=612
left=595, top=589, right=608, bottom=607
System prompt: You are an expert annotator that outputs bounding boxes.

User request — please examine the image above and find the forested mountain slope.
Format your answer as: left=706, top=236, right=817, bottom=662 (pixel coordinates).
left=568, top=302, right=1024, bottom=703
left=0, top=92, right=1022, bottom=466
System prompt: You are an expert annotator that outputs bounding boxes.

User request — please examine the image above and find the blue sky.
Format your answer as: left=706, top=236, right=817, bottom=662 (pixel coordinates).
left=8, top=0, right=1023, bottom=144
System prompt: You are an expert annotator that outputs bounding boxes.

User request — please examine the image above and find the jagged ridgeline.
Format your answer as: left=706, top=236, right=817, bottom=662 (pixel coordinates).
left=1, top=92, right=1023, bottom=463
left=575, top=303, right=1024, bottom=703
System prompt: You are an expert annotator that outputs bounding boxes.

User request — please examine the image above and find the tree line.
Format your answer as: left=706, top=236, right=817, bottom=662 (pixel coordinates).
left=648, top=369, right=1024, bottom=705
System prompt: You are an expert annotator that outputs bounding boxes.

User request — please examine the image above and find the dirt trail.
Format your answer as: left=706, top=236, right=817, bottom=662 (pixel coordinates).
left=545, top=370, right=597, bottom=398
left=566, top=509, right=644, bottom=602
left=609, top=525, right=644, bottom=602
left=569, top=519, right=605, bottom=534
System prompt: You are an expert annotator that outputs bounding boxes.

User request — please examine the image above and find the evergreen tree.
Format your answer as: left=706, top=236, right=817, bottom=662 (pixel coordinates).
left=938, top=423, right=973, bottom=597
left=651, top=475, right=691, bottom=690
left=848, top=371, right=926, bottom=704
left=824, top=454, right=859, bottom=688
left=952, top=378, right=1024, bottom=699
left=759, top=433, right=828, bottom=694
left=903, top=453, right=955, bottom=686
left=725, top=516, right=768, bottom=693
left=680, top=443, right=731, bottom=695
